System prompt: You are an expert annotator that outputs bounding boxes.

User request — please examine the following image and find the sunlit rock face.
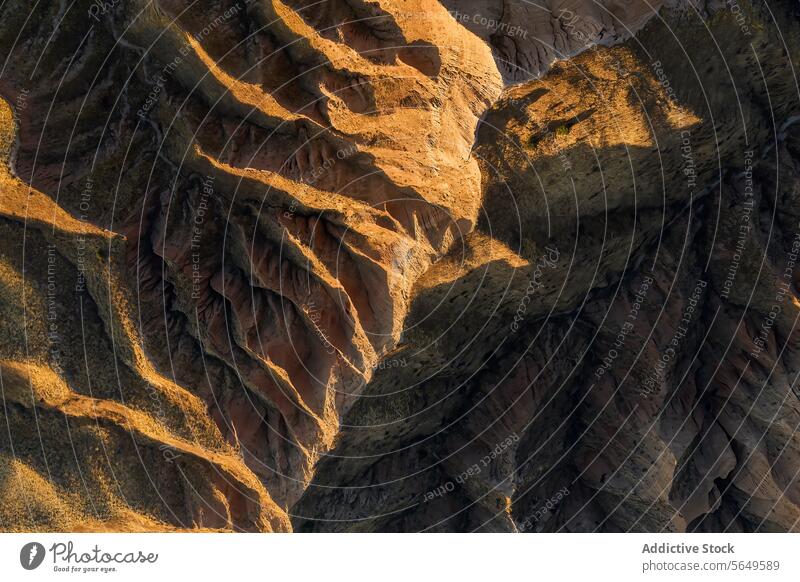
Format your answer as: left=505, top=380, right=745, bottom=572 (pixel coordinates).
left=0, top=0, right=502, bottom=528
left=1, top=0, right=800, bottom=533
left=114, top=0, right=503, bottom=509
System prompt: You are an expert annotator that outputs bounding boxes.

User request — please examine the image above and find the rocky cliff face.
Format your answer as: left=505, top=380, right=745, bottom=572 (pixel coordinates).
left=1, top=0, right=799, bottom=532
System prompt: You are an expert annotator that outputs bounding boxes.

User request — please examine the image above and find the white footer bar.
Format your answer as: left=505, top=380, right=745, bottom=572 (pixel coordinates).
left=1, top=533, right=797, bottom=581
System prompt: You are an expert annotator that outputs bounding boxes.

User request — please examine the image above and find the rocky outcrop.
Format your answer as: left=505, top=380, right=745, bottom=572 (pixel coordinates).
left=293, top=1, right=800, bottom=532
left=0, top=0, right=501, bottom=528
